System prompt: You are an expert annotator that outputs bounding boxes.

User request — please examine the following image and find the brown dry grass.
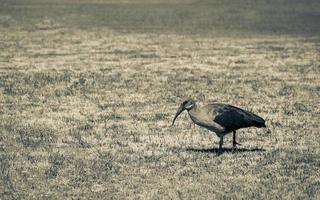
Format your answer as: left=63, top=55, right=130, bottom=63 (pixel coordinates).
left=0, top=0, right=320, bottom=199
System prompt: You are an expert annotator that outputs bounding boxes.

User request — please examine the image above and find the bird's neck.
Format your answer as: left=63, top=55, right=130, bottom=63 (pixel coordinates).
left=187, top=106, right=201, bottom=124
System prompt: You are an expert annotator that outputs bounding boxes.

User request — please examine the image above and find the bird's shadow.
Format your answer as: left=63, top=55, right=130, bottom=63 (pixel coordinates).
left=185, top=147, right=266, bottom=154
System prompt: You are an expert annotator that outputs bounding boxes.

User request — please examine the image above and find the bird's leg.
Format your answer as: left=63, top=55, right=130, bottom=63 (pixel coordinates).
left=232, top=131, right=241, bottom=150
left=218, top=136, right=224, bottom=155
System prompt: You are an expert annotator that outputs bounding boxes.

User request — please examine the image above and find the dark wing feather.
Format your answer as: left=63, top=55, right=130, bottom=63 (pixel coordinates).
left=213, top=104, right=266, bottom=131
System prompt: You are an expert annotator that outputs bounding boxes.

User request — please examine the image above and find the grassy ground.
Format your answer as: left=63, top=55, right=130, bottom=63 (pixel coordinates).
left=0, top=0, right=319, bottom=199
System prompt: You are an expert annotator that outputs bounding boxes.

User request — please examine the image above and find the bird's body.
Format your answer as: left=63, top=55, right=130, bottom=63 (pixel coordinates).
left=188, top=104, right=226, bottom=136
left=172, top=99, right=266, bottom=153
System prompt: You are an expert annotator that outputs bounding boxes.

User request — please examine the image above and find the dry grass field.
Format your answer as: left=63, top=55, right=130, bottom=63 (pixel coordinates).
left=0, top=0, right=319, bottom=199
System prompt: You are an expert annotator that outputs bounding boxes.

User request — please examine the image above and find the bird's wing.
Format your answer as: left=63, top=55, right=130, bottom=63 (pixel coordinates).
left=211, top=104, right=265, bottom=131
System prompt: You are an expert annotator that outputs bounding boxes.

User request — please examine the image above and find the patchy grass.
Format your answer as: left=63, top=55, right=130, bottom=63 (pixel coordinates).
left=1, top=0, right=320, bottom=36
left=0, top=0, right=320, bottom=199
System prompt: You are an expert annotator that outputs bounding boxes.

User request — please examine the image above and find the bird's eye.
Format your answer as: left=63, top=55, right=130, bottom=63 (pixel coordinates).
left=184, top=101, right=194, bottom=109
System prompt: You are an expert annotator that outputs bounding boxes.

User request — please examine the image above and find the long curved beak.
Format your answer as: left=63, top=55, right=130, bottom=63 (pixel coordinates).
left=172, top=105, right=185, bottom=126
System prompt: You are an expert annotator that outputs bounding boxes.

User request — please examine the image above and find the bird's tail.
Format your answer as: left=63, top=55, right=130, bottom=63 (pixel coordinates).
left=251, top=113, right=266, bottom=128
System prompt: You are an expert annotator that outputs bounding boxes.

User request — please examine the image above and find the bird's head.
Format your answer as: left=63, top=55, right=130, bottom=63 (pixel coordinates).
left=172, top=98, right=196, bottom=126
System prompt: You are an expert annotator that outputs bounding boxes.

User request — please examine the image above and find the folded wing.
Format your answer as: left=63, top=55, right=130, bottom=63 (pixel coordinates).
left=212, top=104, right=266, bottom=131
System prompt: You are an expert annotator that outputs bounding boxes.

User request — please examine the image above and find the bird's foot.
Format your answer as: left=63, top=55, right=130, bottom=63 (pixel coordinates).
left=232, top=142, right=241, bottom=153
left=232, top=146, right=238, bottom=153
left=233, top=141, right=241, bottom=146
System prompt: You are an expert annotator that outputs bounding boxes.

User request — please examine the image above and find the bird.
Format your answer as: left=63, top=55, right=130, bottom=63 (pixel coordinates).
left=172, top=98, right=266, bottom=154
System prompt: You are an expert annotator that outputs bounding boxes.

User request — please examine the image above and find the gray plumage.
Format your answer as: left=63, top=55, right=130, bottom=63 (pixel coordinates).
left=172, top=98, right=266, bottom=153
left=212, top=103, right=266, bottom=130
